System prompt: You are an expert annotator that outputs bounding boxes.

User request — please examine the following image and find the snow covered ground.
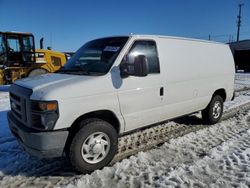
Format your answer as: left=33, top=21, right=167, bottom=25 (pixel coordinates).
left=235, top=73, right=250, bottom=90
left=0, top=74, right=250, bottom=187
left=68, top=111, right=250, bottom=188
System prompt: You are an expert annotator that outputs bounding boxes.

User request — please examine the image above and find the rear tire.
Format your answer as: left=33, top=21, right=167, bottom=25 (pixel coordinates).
left=68, top=118, right=118, bottom=173
left=202, top=95, right=223, bottom=124
left=28, top=68, right=48, bottom=77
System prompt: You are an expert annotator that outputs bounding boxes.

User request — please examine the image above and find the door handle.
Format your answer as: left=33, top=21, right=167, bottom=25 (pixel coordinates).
left=160, top=87, right=164, bottom=96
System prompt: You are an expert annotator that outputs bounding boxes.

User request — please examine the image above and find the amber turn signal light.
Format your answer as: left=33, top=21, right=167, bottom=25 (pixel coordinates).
left=39, top=102, right=58, bottom=111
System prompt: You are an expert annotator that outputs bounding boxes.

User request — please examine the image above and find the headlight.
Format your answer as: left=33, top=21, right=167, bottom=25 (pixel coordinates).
left=31, top=100, right=59, bottom=130
left=38, top=101, right=58, bottom=111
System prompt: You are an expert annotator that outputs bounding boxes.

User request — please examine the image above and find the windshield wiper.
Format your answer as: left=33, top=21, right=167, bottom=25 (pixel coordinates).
left=56, top=67, right=91, bottom=75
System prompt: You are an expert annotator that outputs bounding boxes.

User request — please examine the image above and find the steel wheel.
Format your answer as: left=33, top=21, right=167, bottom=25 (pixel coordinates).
left=81, top=132, right=110, bottom=164
left=202, top=95, right=224, bottom=125
left=68, top=118, right=118, bottom=173
left=212, top=101, right=222, bottom=119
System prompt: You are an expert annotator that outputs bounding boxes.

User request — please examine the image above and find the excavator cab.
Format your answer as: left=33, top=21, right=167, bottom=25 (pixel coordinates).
left=0, top=32, right=36, bottom=67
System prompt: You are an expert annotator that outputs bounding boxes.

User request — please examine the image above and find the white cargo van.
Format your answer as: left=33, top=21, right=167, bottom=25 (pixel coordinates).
left=8, top=35, right=235, bottom=173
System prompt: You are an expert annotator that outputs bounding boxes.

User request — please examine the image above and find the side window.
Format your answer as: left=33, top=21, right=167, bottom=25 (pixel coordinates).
left=22, top=36, right=34, bottom=52
left=125, top=41, right=160, bottom=74
left=7, top=37, right=21, bottom=52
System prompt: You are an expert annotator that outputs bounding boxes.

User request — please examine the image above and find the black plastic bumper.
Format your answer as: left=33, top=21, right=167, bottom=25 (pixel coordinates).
left=7, top=111, right=69, bottom=158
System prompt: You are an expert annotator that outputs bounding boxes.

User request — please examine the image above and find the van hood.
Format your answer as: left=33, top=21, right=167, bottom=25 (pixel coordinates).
left=15, top=73, right=90, bottom=91
left=14, top=73, right=114, bottom=100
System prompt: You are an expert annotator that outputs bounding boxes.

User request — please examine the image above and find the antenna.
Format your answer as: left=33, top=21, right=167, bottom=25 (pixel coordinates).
left=236, top=3, right=244, bottom=42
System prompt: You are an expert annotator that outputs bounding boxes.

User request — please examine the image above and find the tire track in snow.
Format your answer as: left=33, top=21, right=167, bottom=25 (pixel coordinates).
left=66, top=109, right=250, bottom=188
left=153, top=122, right=250, bottom=187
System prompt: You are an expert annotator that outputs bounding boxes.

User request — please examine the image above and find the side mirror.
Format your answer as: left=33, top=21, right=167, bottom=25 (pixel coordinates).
left=134, top=55, right=149, bottom=77
left=120, top=55, right=149, bottom=78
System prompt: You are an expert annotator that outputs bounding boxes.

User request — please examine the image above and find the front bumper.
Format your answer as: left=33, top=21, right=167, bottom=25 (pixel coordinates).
left=7, top=111, right=69, bottom=158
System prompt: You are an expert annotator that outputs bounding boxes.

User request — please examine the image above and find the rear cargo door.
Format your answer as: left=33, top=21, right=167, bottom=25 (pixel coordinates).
left=117, top=40, right=163, bottom=132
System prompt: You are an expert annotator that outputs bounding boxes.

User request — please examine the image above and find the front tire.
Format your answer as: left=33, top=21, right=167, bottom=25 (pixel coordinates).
left=68, top=118, right=118, bottom=173
left=202, top=95, right=223, bottom=124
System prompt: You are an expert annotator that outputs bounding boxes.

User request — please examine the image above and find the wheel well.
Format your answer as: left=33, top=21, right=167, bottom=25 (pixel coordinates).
left=64, top=110, right=121, bottom=155
left=213, top=89, right=226, bottom=102
left=69, top=110, right=120, bottom=134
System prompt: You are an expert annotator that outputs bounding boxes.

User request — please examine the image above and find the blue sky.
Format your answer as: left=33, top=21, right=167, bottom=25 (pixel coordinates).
left=1, top=0, right=249, bottom=52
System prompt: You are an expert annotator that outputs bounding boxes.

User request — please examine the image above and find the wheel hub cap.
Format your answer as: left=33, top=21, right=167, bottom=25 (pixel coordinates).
left=91, top=141, right=103, bottom=154
left=81, top=132, right=110, bottom=164
left=212, top=101, right=221, bottom=119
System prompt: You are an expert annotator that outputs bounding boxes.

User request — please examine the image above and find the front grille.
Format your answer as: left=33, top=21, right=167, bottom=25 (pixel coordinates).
left=10, top=92, right=21, bottom=116
left=10, top=92, right=20, bottom=102
left=9, top=84, right=33, bottom=127
left=10, top=92, right=26, bottom=122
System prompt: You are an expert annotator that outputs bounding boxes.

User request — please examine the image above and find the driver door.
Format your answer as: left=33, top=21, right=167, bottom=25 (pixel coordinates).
left=117, top=40, right=163, bottom=132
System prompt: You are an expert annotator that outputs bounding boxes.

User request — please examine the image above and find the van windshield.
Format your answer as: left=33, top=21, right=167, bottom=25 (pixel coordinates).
left=58, top=37, right=129, bottom=76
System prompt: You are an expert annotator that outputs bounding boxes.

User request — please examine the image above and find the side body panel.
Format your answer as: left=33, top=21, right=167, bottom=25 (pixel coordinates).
left=156, top=37, right=235, bottom=120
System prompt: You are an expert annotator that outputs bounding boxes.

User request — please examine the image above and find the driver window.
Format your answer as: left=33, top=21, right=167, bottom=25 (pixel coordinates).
left=7, top=37, right=21, bottom=52
left=124, top=40, right=160, bottom=74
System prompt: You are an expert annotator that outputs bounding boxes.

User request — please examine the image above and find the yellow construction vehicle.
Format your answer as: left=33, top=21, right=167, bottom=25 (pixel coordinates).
left=0, top=31, right=67, bottom=84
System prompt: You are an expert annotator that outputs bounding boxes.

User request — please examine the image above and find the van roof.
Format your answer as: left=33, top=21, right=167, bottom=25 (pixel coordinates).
left=129, top=34, right=226, bottom=45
